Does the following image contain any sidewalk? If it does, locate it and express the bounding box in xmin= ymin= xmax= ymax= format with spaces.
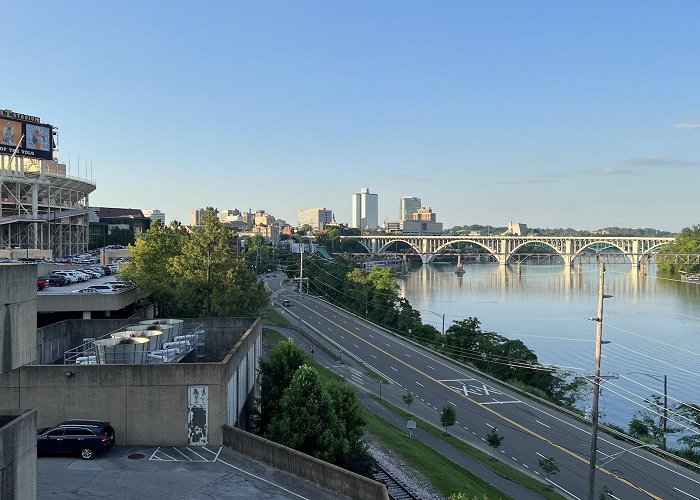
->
xmin=266 ymin=320 xmax=545 ymax=500
xmin=360 ymin=393 xmax=543 ymax=500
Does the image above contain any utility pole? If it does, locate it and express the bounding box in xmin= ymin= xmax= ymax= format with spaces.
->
xmin=299 ymin=239 xmax=304 ymax=329
xmin=588 ymin=263 xmax=610 ymax=500
xmin=441 ymin=313 xmax=445 ymax=348
xmin=663 ymin=374 xmax=668 ymax=451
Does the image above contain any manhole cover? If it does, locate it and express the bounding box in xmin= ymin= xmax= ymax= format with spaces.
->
xmin=128 ymin=453 xmax=145 ymax=460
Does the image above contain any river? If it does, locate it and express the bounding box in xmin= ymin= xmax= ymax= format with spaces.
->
xmin=396 ymin=262 xmax=700 ymax=446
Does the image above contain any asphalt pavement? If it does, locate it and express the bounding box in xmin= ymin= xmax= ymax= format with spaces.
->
xmin=263 ymin=273 xmax=700 ymax=500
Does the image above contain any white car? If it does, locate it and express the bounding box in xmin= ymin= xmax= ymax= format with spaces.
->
xmin=72 ymin=271 xmax=92 ymax=282
xmin=89 ymin=267 xmax=106 ymax=276
xmin=52 ymin=271 xmax=79 ymax=284
xmin=73 ymin=285 xmax=116 ymax=294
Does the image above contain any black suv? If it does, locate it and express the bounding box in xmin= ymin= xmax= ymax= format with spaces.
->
xmin=37 ymin=420 xmax=115 ymax=459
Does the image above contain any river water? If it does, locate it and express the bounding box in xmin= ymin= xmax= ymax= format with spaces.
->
xmin=396 ymin=263 xmax=700 ymax=444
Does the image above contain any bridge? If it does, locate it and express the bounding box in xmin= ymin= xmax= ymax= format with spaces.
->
xmin=340 ymin=235 xmax=675 ymax=266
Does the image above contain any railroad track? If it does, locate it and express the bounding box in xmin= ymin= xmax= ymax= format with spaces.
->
xmin=373 ymin=462 xmax=419 ymax=500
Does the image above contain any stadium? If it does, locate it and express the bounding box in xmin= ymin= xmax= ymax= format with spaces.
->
xmin=1 ymin=109 xmax=95 ymax=259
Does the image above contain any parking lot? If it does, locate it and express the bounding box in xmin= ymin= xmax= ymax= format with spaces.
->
xmin=39 ymin=274 xmax=130 ymax=295
xmin=38 ymin=445 xmax=342 ymax=499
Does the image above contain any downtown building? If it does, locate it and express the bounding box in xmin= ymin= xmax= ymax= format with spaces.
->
xmin=297 ymin=207 xmax=333 ymax=230
xmin=351 ymin=187 xmax=378 ymax=230
xmin=143 ymin=209 xmax=166 ymax=225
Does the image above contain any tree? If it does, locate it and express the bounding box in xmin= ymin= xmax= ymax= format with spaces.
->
xmin=600 ymin=485 xmax=614 ymax=500
xmin=657 ymin=225 xmax=699 ymax=274
xmin=538 ymin=456 xmax=559 ymax=481
xmin=120 ymin=220 xmax=185 ymax=316
xmin=676 ymin=402 xmax=700 ymax=452
xmin=403 ymin=392 xmax=414 ymax=413
xmin=486 ymin=428 xmax=503 ymax=458
xmin=441 ymin=405 xmax=456 ymax=434
xmin=265 ymin=365 xmax=348 ymax=463
xmin=325 ymin=378 xmax=372 ymax=475
xmin=628 ymin=394 xmax=680 ymax=445
xmin=254 ymin=339 xmax=308 ymax=435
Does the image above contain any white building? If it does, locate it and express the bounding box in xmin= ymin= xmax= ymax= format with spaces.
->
xmin=143 ymin=209 xmax=166 ymax=225
xmin=351 ymin=187 xmax=378 ymax=230
xmin=297 ymin=208 xmax=333 ymax=230
xmin=218 ymin=209 xmax=243 ymax=224
xmin=400 ymin=196 xmax=421 ymax=221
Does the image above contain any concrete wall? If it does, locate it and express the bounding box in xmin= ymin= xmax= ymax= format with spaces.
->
xmin=0 ymin=265 xmax=37 ymax=374
xmin=0 ymin=409 xmax=37 ymax=500
xmin=223 ymin=425 xmax=388 ymax=500
xmin=2 ymin=318 xmax=261 ymax=446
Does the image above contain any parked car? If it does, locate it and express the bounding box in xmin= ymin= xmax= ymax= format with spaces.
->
xmin=51 ymin=271 xmax=79 ymax=284
xmin=42 ymin=274 xmax=69 ymax=287
xmin=37 ymin=277 xmax=48 ymax=291
xmin=73 ymin=285 xmax=117 ymax=294
xmin=81 ymin=269 xmax=101 ymax=278
xmin=89 ymin=267 xmax=106 ymax=276
xmin=72 ymin=271 xmax=92 ymax=282
xmin=37 ymin=420 xmax=115 ymax=460
xmin=101 ymin=266 xmax=113 ymax=276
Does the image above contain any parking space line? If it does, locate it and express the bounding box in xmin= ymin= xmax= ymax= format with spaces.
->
xmin=187 ymin=447 xmax=207 ymax=461
xmin=172 ymin=447 xmax=193 ymax=461
xmin=201 ymin=447 xmax=219 ymax=456
xmin=217 ymin=457 xmax=311 ymax=499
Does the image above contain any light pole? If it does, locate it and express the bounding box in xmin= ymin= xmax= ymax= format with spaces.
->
xmin=599 ymin=444 xmax=658 ymax=466
xmin=427 ymin=311 xmax=446 ymax=348
xmin=628 ymin=372 xmax=668 ymax=451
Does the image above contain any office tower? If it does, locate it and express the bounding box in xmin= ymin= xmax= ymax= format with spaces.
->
xmin=297 ymin=208 xmax=333 ymax=230
xmin=400 ymin=196 xmax=421 ymax=221
xmin=143 ymin=209 xmax=166 ymax=225
xmin=351 ymin=187 xmax=378 ymax=230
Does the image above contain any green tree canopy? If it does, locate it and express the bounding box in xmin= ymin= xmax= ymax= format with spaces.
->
xmin=121 ymin=208 xmax=268 ymax=317
xmin=254 ymin=339 xmax=308 ymax=435
xmin=265 ymin=365 xmax=349 ymax=463
xmin=658 ymin=225 xmax=700 ymax=274
xmin=441 ymin=405 xmax=456 ymax=433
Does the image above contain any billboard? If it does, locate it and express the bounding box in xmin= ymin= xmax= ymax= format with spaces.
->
xmin=0 ymin=109 xmax=54 ymax=160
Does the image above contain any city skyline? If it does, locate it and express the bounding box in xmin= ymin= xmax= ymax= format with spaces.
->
xmin=5 ymin=2 xmax=700 ymax=232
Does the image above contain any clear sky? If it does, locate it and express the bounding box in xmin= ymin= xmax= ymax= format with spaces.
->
xmin=5 ymin=1 xmax=699 ymax=231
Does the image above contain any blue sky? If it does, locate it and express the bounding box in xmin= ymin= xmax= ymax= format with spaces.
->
xmin=5 ymin=1 xmax=700 ymax=231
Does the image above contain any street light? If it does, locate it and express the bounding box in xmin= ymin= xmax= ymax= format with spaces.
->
xmin=628 ymin=372 xmax=668 ymax=451
xmin=599 ymin=444 xmax=658 ymax=466
xmin=426 ymin=311 xmax=446 ymax=348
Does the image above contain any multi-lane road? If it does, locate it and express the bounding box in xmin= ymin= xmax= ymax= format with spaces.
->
xmin=264 ymin=274 xmax=700 ymax=500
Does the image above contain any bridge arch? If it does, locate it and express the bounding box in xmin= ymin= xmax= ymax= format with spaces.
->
xmin=430 ymin=239 xmax=499 ymax=263
xmin=377 ymin=239 xmax=422 ymax=255
xmin=508 ymin=240 xmax=564 ymax=264
xmin=573 ymin=241 xmax=630 ymax=264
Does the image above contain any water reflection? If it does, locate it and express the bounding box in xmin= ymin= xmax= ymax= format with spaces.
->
xmin=397 ymin=263 xmax=700 ymax=444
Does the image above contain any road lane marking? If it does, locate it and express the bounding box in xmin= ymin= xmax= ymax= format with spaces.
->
xmin=296 ymin=296 xmax=664 ymax=500
xmin=427 ymin=365 xmax=435 ymax=370
xmin=369 ymin=334 xmax=374 ymax=338
xmin=486 ymin=423 xmax=495 ymax=429
xmin=385 ymin=343 xmax=391 ymax=347
xmin=416 ymin=381 xmax=424 ymax=387
xmin=354 ymin=344 xmax=360 ymax=349
xmin=674 ymin=488 xmax=700 ymax=500
xmin=480 ymin=437 xmax=486 ymax=442
xmin=536 ymin=420 xmax=551 ymax=428
xmin=536 ymin=452 xmax=548 ymax=459
xmin=173 ymin=447 xmax=193 ymax=461
xmin=404 ymin=353 xmax=411 ymax=357
xmin=512 ymin=457 xmax=517 ymax=461
xmin=546 ymin=479 xmax=581 ymax=500
xmin=187 ymin=447 xmax=207 ymax=461
xmin=370 ymin=354 xmax=377 ymax=359
xmin=449 ymin=401 xmax=457 ymax=406
xmin=391 ymin=367 xmax=398 ymax=371
xmin=523 ymin=464 xmax=529 ymax=469
xmin=340 ymin=335 xmax=345 ymax=339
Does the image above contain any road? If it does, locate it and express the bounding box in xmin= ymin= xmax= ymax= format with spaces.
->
xmin=264 ymin=274 xmax=700 ymax=500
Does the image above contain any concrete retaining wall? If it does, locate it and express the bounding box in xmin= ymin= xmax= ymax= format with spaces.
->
xmin=223 ymin=425 xmax=388 ymax=500
xmin=0 ymin=409 xmax=37 ymax=500
xmin=0 ymin=265 xmax=37 ymax=374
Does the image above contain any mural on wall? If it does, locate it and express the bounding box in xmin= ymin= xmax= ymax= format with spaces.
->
xmin=187 ymin=385 xmax=208 ymax=445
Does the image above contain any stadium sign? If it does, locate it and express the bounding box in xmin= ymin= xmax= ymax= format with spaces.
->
xmin=0 ymin=108 xmax=53 ymax=160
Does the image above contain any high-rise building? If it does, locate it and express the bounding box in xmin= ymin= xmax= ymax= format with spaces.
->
xmin=351 ymin=187 xmax=378 ymax=230
xmin=297 ymin=208 xmax=333 ymax=230
xmin=410 ymin=207 xmax=437 ymax=222
xmin=400 ymin=196 xmax=421 ymax=221
xmin=143 ymin=209 xmax=166 ymax=225
xmin=190 ymin=208 xmax=206 ymax=226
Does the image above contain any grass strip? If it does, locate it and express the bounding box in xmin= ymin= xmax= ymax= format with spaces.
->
xmin=363 ymin=408 xmax=511 ymax=499
xmin=262 ymin=306 xmax=293 ymax=325
xmin=374 ymin=397 xmax=565 ymax=500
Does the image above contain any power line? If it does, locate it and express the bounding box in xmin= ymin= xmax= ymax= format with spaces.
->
xmin=611 ymin=343 xmax=700 ymax=379
xmin=606 ymin=323 xmax=700 ymax=358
